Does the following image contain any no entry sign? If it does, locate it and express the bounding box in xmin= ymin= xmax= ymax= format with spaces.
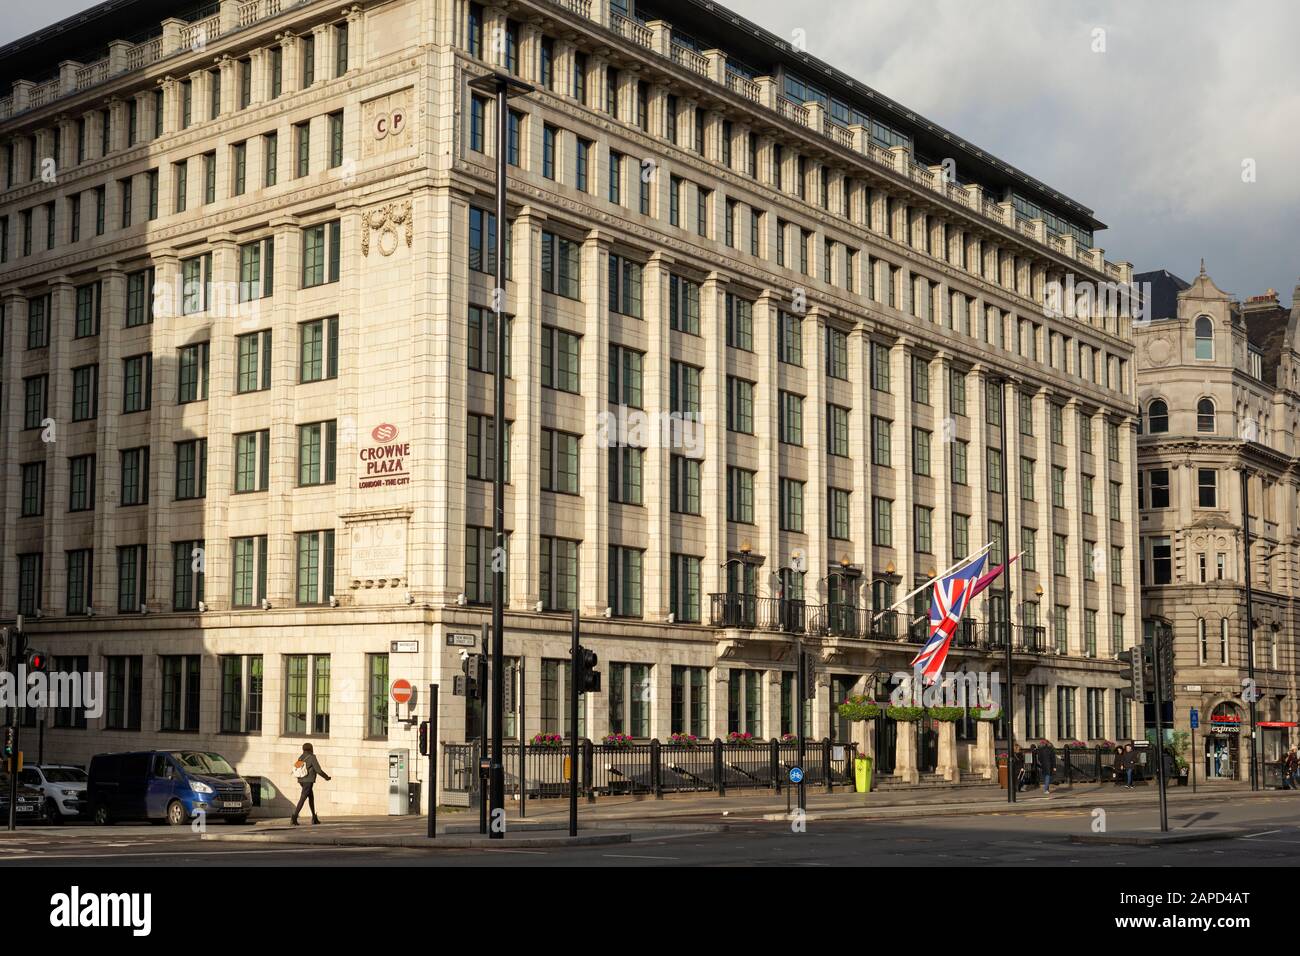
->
xmin=390 ymin=679 xmax=414 ymax=705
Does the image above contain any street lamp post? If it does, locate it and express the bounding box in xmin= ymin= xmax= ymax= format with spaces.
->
xmin=466 ymin=70 xmax=534 ymax=840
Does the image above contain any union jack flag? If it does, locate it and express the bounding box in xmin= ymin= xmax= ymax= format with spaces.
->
xmin=910 ymin=554 xmax=988 ymax=682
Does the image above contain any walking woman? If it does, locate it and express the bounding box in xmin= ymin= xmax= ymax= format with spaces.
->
xmin=291 ymin=742 xmax=332 ymax=825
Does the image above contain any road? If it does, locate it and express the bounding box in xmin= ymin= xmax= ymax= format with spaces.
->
xmin=3 ymin=794 xmax=1298 ymax=866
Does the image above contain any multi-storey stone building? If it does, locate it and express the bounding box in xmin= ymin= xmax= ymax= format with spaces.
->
xmin=0 ymin=0 xmax=1142 ymax=814
xmin=1134 ymin=267 xmax=1300 ymax=782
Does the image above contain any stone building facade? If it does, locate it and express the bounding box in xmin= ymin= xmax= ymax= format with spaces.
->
xmin=0 ymin=0 xmax=1141 ymax=814
xmin=1134 ymin=267 xmax=1300 ymax=782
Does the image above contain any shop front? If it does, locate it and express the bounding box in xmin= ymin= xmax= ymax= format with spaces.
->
xmin=1205 ymin=703 xmax=1242 ymax=780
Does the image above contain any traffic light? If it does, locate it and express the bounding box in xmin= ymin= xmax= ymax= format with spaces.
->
xmin=417 ymin=720 xmax=429 ymax=756
xmin=802 ymin=651 xmax=817 ymax=700
xmin=25 ymin=648 xmax=47 ymax=674
xmin=577 ymin=646 xmax=600 ymax=694
xmin=2 ymin=727 xmax=14 ymax=760
xmin=1117 ymin=647 xmax=1144 ymax=700
xmin=1158 ymin=629 xmax=1175 ymax=700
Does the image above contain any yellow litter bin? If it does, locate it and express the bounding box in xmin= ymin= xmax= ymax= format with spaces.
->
xmin=854 ymin=755 xmax=873 ymax=793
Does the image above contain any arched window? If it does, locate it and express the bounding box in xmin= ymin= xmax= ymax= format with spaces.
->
xmin=1148 ymin=399 xmax=1169 ymax=433
xmin=1198 ymin=618 xmax=1208 ymax=663
xmin=1197 ymin=398 xmax=1216 ymax=433
xmin=1219 ymin=618 xmax=1230 ymax=665
xmin=1195 ymin=316 xmax=1214 ymax=360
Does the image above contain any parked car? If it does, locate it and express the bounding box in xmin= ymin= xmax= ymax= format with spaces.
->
xmin=18 ymin=765 xmax=87 ymax=823
xmin=87 ymin=751 xmax=252 ymax=826
xmin=0 ymin=772 xmax=47 ymax=823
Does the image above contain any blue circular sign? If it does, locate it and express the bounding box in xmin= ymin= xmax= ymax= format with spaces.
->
xmin=789 ymin=767 xmax=804 ymax=784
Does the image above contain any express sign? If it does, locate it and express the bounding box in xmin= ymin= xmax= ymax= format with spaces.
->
xmin=359 ymin=423 xmax=411 ymax=490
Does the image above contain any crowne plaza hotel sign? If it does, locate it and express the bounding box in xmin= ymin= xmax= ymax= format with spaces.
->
xmin=359 ymin=423 xmax=411 ymax=490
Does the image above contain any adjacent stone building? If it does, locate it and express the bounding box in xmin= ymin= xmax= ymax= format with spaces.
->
xmin=1134 ymin=266 xmax=1300 ymax=782
xmin=0 ymin=0 xmax=1142 ymax=814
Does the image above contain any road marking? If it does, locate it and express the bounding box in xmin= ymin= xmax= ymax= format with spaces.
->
xmin=603 ymin=853 xmax=680 ymax=861
xmin=0 ymin=845 xmax=387 ymax=862
xmin=1241 ymin=829 xmax=1282 ymax=838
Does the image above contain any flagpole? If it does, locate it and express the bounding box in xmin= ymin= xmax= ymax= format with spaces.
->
xmin=872 ymin=542 xmax=993 ymax=622
xmin=999 ymin=377 xmax=1015 ymax=805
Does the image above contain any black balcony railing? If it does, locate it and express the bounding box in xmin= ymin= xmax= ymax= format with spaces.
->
xmin=708 ymin=594 xmax=806 ymax=632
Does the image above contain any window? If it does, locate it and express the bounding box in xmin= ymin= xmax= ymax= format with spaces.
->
xmin=1082 ymin=475 xmax=1095 ymax=514
xmin=297 ymin=421 xmax=338 ymax=486
xmin=171 ymin=539 xmax=205 ymax=611
xmin=696 ymin=186 xmax=710 ymax=237
xmin=220 ymin=655 xmax=264 ymax=734
xmin=301 ymin=220 xmax=341 ymax=287
xmin=327 ymin=110 xmax=345 ymax=168
xmin=1020 ymin=458 xmax=1035 ymax=500
xmin=775 ymin=313 xmax=802 ymax=365
xmin=1049 ymin=402 xmax=1064 ymax=444
xmin=871 ymin=417 xmax=892 ymax=467
xmin=174 ymin=440 xmax=208 ymax=500
xmin=728 ymin=374 xmax=759 ymax=434
xmin=264 ymin=131 xmax=279 ymax=186
xmin=234 ymin=430 xmax=271 ymax=493
xmin=669 ymin=176 xmax=682 ymax=227
xmin=293 ymin=121 xmax=311 ymax=178
xmin=541 ymin=326 xmax=581 ymax=393
xmin=914 ymin=505 xmax=933 ymax=553
xmin=1198 ymin=468 xmax=1217 ymax=508
xmin=1019 ymin=392 xmax=1034 ymax=435
xmin=236 ymin=330 xmax=273 ymax=393
xmin=951 ymin=440 xmax=968 ymax=485
xmin=122 ymin=354 xmax=153 ymax=412
xmin=465 ymin=526 xmax=509 ymax=605
xmin=105 ymin=656 xmax=144 ymax=730
xmin=609 ymin=344 xmax=643 ymax=407
xmin=608 ymin=547 xmax=643 ymax=617
xmin=20 ymin=462 xmax=45 ymax=517
xmin=779 ymin=478 xmax=805 ymax=532
xmin=238 ymin=57 xmax=253 ymax=109
xmin=607 ymin=149 xmax=622 ymax=204
xmin=871 ymin=343 xmax=891 ymax=391
xmin=300 ymin=316 xmax=339 ymax=382
xmin=160 ymin=656 xmax=204 ymax=732
xmin=506 ymin=109 xmax=523 ymax=166
xmin=71 ymin=364 xmax=99 ymax=421
xmin=670 ymin=456 xmax=701 ymax=515
xmin=1197 ymin=398 xmax=1216 ymax=433
xmin=670 ymin=362 xmax=701 ymax=419
xmin=1021 ymin=527 xmax=1037 ymax=571
xmin=1052 ymin=466 xmax=1066 ymax=508
xmin=540 ymin=232 xmax=580 ymax=298
xmin=1055 ymin=686 xmax=1076 ymax=739
xmin=1111 ymin=546 xmax=1123 ymax=586
xmin=670 ymin=275 xmax=700 ymax=334
xmin=173 ymin=159 xmax=188 ymax=213
xmin=727 ymin=468 xmax=755 ymax=523
xmin=828 ymin=405 xmax=850 ymax=458
xmin=468 ymin=207 xmax=512 ymax=277
xmin=1147 ymin=399 xmax=1168 ymax=433
xmin=467 ymin=414 xmax=512 ymax=482
xmin=231 ymin=535 xmax=269 ymax=607
xmin=1083 ymin=540 xmax=1097 ymax=581
xmin=608 ymin=254 xmax=642 ymax=317
xmin=826 ymin=327 xmax=849 ymax=379
xmin=608 ymin=444 xmax=642 ymax=505
xmin=540 ymin=429 xmax=580 ymax=494
xmin=540 ymin=125 xmax=557 ymax=179
xmin=116 ymin=544 xmax=147 ymax=613
xmin=985 ymin=380 xmax=1003 ymax=426
xmin=147 ymin=169 xmax=159 ymax=219
xmin=912 ymin=356 xmax=931 ymax=404
xmin=671 ymin=666 xmax=709 ymax=737
xmin=119 ymin=447 xmax=150 ymax=506
xmin=725 ymin=294 xmax=753 ymax=350
xmin=68 ymin=457 xmax=96 ymax=515
xmin=180 ymin=254 xmax=211 ymax=315
xmin=540 ymin=659 xmax=586 ymax=737
xmin=296 ymin=530 xmax=336 ymax=605
xmin=949 ymin=369 xmax=967 ymax=416
xmin=269 ymin=46 xmax=284 ymax=98
xmin=609 ymin=663 xmax=653 ymax=737
xmin=238 ymin=237 xmax=275 ymax=301
xmin=1054 ymin=534 xmax=1068 ymax=576
xmin=26 ymin=294 xmax=50 ymax=349
xmin=1148 ymin=469 xmax=1170 ymax=508
xmin=828 ymin=488 xmax=851 ymax=540
xmin=778 ymin=391 xmax=804 ymax=445
xmin=912 ymin=428 xmax=932 ymax=476
xmin=23 ymin=375 xmax=48 ymax=430
xmin=283 ymin=654 xmax=330 ymax=735
xmin=727 ymin=669 xmax=763 ymax=737
xmin=872 ymin=498 xmax=893 ymax=547
xmin=301 ymin=33 xmax=316 ymax=88
xmin=1109 ymin=481 xmax=1122 ymax=522
xmin=575 ymin=136 xmax=590 ymax=191
xmin=987 ymin=448 xmax=1003 ymax=493
xmin=468 ymin=306 xmax=511 ymax=375
xmin=540 ymin=537 xmax=579 ymax=612
xmin=1194 ymin=316 xmax=1214 ymax=360
xmin=201 ymin=151 xmax=217 ymax=204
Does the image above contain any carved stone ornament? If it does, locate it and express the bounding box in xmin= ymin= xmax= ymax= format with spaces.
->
xmin=361 ymin=200 xmax=414 ymax=257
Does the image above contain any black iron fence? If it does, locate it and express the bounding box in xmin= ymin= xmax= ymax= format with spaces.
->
xmin=708 ymin=594 xmax=807 ymax=632
xmin=443 ymin=738 xmax=858 ymax=800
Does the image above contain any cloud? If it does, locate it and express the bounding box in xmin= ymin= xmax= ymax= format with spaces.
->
xmin=733 ymin=0 xmax=1300 ymax=298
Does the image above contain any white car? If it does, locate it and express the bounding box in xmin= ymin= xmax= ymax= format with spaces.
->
xmin=19 ymin=765 xmax=88 ymax=823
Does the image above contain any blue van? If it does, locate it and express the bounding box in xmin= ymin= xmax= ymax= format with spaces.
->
xmin=87 ymin=751 xmax=252 ymax=826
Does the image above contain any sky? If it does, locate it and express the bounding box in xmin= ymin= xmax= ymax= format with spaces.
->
xmin=4 ymin=0 xmax=1298 ymax=301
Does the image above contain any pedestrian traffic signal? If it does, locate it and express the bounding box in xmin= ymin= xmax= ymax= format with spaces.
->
xmin=577 ymin=647 xmax=600 ymax=693
xmin=418 ymin=720 xmax=429 ymax=756
xmin=1117 ymin=647 xmax=1144 ymax=700
xmin=25 ymin=649 xmax=47 ymax=674
xmin=1158 ymin=630 xmax=1175 ymax=700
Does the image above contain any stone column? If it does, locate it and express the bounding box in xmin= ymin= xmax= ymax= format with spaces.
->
xmin=579 ymin=229 xmax=611 ymax=614
xmin=937 ymin=720 xmax=958 ymax=781
xmin=642 ymin=251 xmax=673 ymax=620
xmin=895 ymin=718 xmax=919 ymax=783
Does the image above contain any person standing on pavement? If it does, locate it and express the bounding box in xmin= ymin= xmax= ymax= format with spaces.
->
xmin=1122 ymin=743 xmax=1136 ymax=789
xmin=1111 ymin=746 xmax=1124 ymax=787
xmin=291 ymin=741 xmax=332 ymax=825
xmin=1035 ymin=741 xmax=1057 ymax=796
xmin=1281 ymin=746 xmax=1297 ymax=790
